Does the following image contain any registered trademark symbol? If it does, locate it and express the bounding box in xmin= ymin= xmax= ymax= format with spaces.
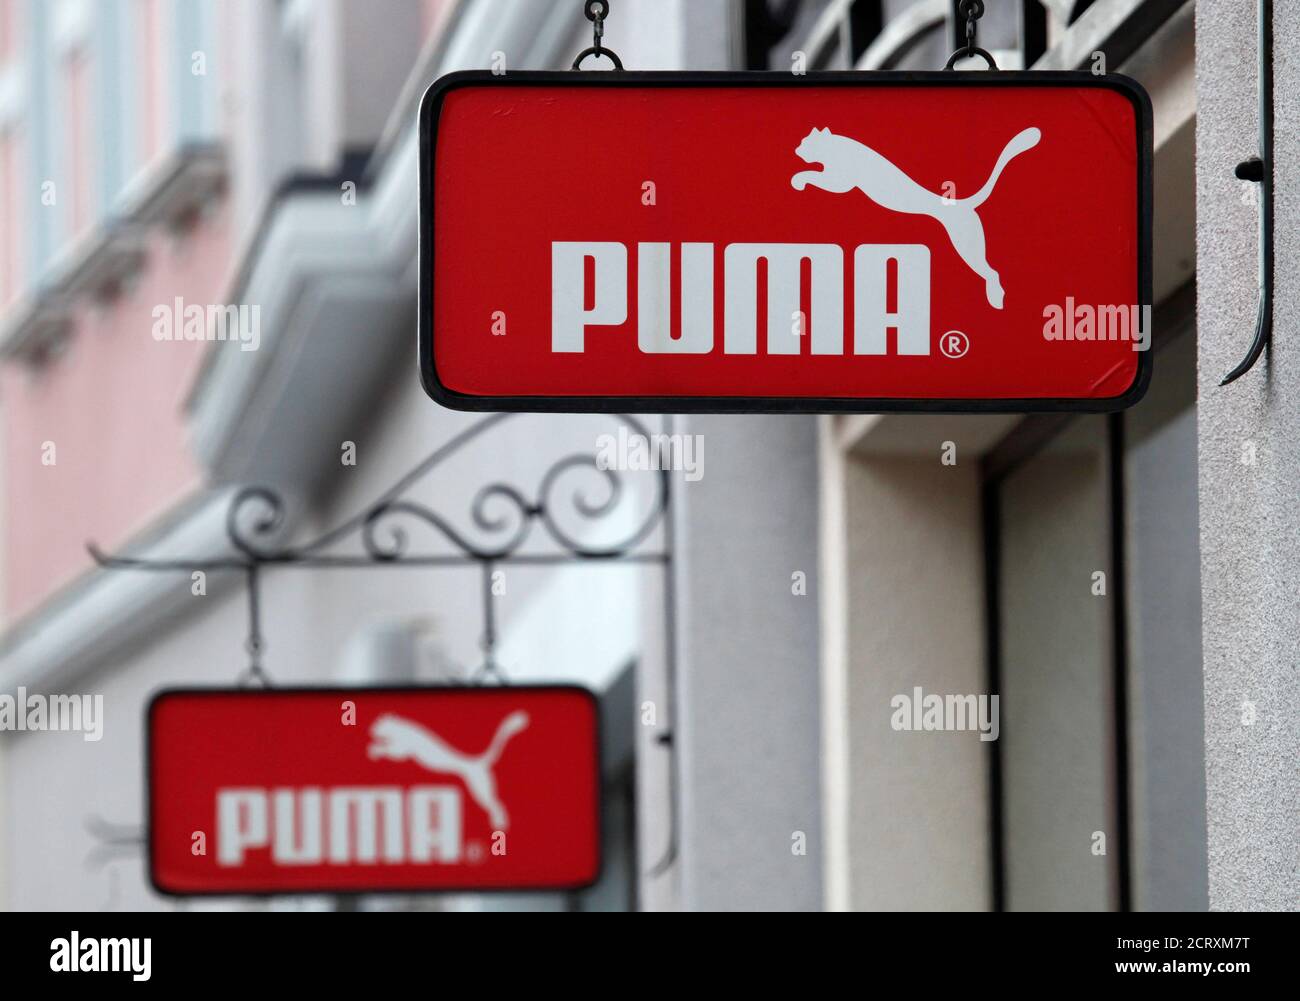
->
xmin=940 ymin=330 xmax=969 ymax=359
xmin=467 ymin=841 xmax=485 ymax=863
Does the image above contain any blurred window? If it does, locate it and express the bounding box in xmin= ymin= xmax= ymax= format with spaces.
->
xmin=64 ymin=48 xmax=91 ymax=235
xmin=769 ymin=0 xmax=1068 ymax=73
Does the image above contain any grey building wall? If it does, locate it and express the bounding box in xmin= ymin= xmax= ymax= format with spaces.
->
xmin=1195 ymin=0 xmax=1300 ymax=911
xmin=675 ymin=415 xmax=824 ymax=911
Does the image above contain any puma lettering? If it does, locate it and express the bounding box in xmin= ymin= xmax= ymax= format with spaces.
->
xmin=552 ymin=240 xmax=930 ymax=355
xmin=216 ymin=785 xmax=464 ymax=866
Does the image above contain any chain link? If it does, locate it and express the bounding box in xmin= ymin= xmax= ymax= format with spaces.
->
xmin=238 ymin=564 xmax=272 ymax=687
xmin=573 ymin=0 xmax=624 ymax=70
xmin=588 ymin=0 xmax=608 ymax=48
xmin=960 ymin=0 xmax=984 ymax=55
xmin=945 ymin=0 xmax=997 ymax=70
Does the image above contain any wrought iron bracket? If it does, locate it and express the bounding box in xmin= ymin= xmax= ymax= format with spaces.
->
xmin=88 ymin=412 xmax=681 ymax=876
xmin=89 ymin=413 xmax=671 ymax=682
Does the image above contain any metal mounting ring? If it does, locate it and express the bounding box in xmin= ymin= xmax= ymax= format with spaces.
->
xmin=584 ymin=0 xmax=609 ymax=21
xmin=572 ymin=45 xmax=624 ymax=71
xmin=944 ymin=45 xmax=998 ymax=71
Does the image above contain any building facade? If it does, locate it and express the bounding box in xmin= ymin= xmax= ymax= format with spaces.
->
xmin=0 ymin=0 xmax=1291 ymax=912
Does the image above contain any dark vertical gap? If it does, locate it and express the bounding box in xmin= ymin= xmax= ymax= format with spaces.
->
xmin=950 ymin=0 xmax=965 ymax=49
xmin=1021 ymin=0 xmax=1048 ymax=66
xmin=743 ymin=0 xmax=803 ymax=70
xmin=743 ymin=0 xmax=773 ymax=69
xmin=1108 ymin=412 xmax=1134 ymax=912
xmin=647 ymin=421 xmax=680 ymax=882
xmin=848 ymin=0 xmax=884 ymax=62
xmin=980 ymin=474 xmax=1006 ymax=912
xmin=1069 ymin=0 xmax=1099 ymax=26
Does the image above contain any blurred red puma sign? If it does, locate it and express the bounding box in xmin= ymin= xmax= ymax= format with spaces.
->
xmin=149 ymin=687 xmax=601 ymax=895
xmin=419 ymin=71 xmax=1152 ymax=414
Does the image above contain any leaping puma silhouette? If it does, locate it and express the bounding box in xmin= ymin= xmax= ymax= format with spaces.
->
xmin=791 ymin=125 xmax=1041 ymax=309
xmin=368 ymin=711 xmax=529 ymax=830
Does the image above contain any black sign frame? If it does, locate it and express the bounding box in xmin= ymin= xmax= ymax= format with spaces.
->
xmin=418 ymin=70 xmax=1153 ymax=415
xmin=146 ymin=684 xmax=604 ymax=898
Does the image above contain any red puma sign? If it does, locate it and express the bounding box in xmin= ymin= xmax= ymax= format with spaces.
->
xmin=419 ymin=71 xmax=1152 ymax=413
xmin=148 ymin=687 xmax=601 ymax=895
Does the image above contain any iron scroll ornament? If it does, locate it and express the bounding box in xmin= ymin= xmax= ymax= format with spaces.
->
xmin=91 ymin=412 xmax=671 ymax=667
xmin=89 ymin=409 xmax=672 ymax=703
xmin=217 ymin=416 xmax=667 ymax=566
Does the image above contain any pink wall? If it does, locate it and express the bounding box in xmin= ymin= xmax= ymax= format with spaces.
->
xmin=0 ymin=130 xmax=21 ymax=308
xmin=2 ymin=204 xmax=233 ymax=621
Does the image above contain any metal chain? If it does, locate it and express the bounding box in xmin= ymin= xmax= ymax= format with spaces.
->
xmin=590 ymin=0 xmax=607 ymax=50
xmin=945 ymin=0 xmax=997 ymax=71
xmin=472 ymin=561 xmax=508 ymax=685
xmin=961 ymin=0 xmax=984 ymax=53
xmin=573 ymin=0 xmax=624 ymax=70
xmin=239 ymin=563 xmax=272 ymax=687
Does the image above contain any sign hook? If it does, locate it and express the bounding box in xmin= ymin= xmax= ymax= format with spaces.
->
xmin=943 ymin=0 xmax=998 ymax=71
xmin=1221 ymin=0 xmax=1273 ymax=386
xmin=238 ymin=563 xmax=272 ymax=687
xmin=572 ymin=0 xmax=624 ymax=71
xmin=472 ymin=560 xmax=508 ymax=684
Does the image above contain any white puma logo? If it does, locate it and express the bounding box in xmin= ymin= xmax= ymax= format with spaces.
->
xmin=368 ymin=711 xmax=529 ymax=830
xmin=791 ymin=125 xmax=1041 ymax=309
